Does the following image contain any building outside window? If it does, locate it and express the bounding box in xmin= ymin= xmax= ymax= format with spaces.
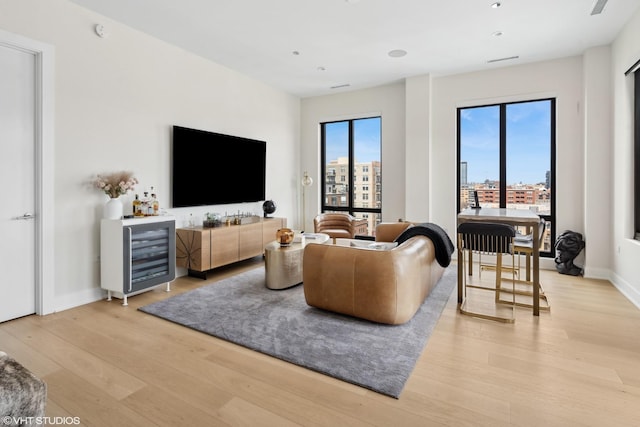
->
xmin=321 ymin=117 xmax=382 ymax=236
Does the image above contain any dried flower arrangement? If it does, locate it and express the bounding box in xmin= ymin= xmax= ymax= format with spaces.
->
xmin=93 ymin=171 xmax=138 ymax=199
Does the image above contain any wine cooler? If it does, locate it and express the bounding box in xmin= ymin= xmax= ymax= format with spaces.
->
xmin=100 ymin=216 xmax=176 ymax=305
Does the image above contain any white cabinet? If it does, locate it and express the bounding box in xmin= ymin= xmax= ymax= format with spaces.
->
xmin=101 ymin=216 xmax=176 ymax=305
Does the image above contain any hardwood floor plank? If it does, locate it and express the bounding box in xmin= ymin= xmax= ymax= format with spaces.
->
xmin=122 ymin=384 xmax=229 ymax=426
xmin=42 ymin=400 xmax=78 ymax=418
xmin=217 ymin=397 xmax=300 ymax=427
xmin=508 ymin=385 xmax=640 ymax=427
xmin=395 ymin=388 xmax=512 ymax=427
xmin=38 ymin=316 xmax=236 ymax=413
xmin=0 ymin=328 xmax=62 ymax=378
xmin=41 ymin=370 xmax=154 ymax=426
xmin=2 ymin=318 xmax=147 ymax=400
xmin=404 ymin=373 xmax=511 ymax=422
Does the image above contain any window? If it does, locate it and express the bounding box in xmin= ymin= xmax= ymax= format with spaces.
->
xmin=635 ymin=70 xmax=640 ymax=239
xmin=321 ymin=117 xmax=382 ymax=236
xmin=457 ymin=99 xmax=556 ymax=256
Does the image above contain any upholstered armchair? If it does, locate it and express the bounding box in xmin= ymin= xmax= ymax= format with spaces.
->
xmin=313 ymin=213 xmax=368 ymax=243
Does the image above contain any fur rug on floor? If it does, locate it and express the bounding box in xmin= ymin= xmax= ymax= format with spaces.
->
xmin=0 ymin=351 xmax=47 ymax=423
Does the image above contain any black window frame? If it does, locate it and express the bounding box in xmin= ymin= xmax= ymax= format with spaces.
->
xmin=634 ymin=70 xmax=640 ymax=240
xmin=320 ymin=117 xmax=382 ymax=219
xmin=456 ymin=98 xmax=557 ymax=257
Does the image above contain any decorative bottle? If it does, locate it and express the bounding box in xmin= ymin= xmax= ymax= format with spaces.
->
xmin=152 ymin=193 xmax=159 ymax=216
xmin=133 ymin=194 xmax=143 ymax=217
xmin=142 ymin=192 xmax=150 ymax=216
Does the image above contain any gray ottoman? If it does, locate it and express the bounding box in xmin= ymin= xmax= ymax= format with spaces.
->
xmin=0 ymin=351 xmax=47 ymax=422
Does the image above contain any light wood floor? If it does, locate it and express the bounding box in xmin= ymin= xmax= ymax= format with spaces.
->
xmin=2 ymin=259 xmax=640 ymax=426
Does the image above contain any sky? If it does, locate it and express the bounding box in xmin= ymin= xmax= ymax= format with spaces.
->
xmin=322 ymin=102 xmax=550 ymax=185
xmin=460 ymin=100 xmax=552 ymax=185
xmin=324 ymin=117 xmax=381 ymax=164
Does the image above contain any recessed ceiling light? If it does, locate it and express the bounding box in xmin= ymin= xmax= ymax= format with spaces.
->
xmin=491 ymin=2 xmax=501 ymax=8
xmin=388 ymin=49 xmax=407 ymax=58
xmin=492 ymin=30 xmax=504 ymax=37
xmin=292 ymin=50 xmax=300 ymax=56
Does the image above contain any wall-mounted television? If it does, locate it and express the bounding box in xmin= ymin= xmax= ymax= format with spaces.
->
xmin=172 ymin=125 xmax=266 ymax=207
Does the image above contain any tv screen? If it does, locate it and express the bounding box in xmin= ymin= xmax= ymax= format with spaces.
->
xmin=172 ymin=125 xmax=266 ymax=207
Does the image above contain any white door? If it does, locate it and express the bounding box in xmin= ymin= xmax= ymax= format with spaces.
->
xmin=0 ymin=43 xmax=36 ymax=322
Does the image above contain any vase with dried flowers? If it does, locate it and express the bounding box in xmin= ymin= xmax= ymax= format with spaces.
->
xmin=93 ymin=171 xmax=138 ymax=219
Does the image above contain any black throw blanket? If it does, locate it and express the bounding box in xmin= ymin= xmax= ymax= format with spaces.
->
xmin=393 ymin=223 xmax=455 ymax=267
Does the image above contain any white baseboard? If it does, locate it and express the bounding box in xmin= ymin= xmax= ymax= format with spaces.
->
xmin=51 ymin=287 xmax=105 ymax=314
xmin=583 ymin=266 xmax=610 ymax=280
xmin=539 ymin=258 xmax=555 ymax=271
xmin=610 ymin=272 xmax=640 ymax=310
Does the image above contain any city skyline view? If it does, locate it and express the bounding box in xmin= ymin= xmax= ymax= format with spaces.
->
xmin=460 ymin=100 xmax=552 ymax=185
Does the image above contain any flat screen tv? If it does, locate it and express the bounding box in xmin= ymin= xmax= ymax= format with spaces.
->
xmin=172 ymin=125 xmax=266 ymax=207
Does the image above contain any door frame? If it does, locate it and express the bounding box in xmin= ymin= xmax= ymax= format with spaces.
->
xmin=0 ymin=29 xmax=54 ymax=316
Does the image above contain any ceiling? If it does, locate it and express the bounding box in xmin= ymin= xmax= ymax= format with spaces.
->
xmin=69 ymin=0 xmax=640 ymax=98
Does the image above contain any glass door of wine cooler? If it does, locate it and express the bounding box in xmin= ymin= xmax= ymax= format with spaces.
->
xmin=123 ymin=220 xmax=176 ymax=293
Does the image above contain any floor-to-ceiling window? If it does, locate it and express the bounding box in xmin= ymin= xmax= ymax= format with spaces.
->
xmin=321 ymin=117 xmax=382 ymax=236
xmin=634 ymin=69 xmax=640 ymax=240
xmin=457 ymin=99 xmax=556 ymax=256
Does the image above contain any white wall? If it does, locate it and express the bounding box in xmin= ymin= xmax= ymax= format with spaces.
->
xmin=611 ymin=7 xmax=640 ymax=308
xmin=300 ymin=83 xmax=406 ymax=229
xmin=583 ymin=46 xmax=612 ymax=280
xmin=0 ymin=0 xmax=299 ymax=312
xmin=405 ymin=75 xmax=432 ymax=221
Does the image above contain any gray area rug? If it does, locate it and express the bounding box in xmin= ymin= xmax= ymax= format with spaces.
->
xmin=139 ymin=266 xmax=456 ymax=398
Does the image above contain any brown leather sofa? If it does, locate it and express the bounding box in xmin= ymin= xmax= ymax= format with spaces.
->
xmin=313 ymin=213 xmax=368 ymax=242
xmin=302 ymin=222 xmax=448 ymax=325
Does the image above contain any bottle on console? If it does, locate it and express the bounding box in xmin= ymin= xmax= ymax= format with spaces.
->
xmin=151 ymin=193 xmax=159 ymax=216
xmin=133 ymin=194 xmax=144 ymax=217
xmin=142 ymin=191 xmax=150 ymax=216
